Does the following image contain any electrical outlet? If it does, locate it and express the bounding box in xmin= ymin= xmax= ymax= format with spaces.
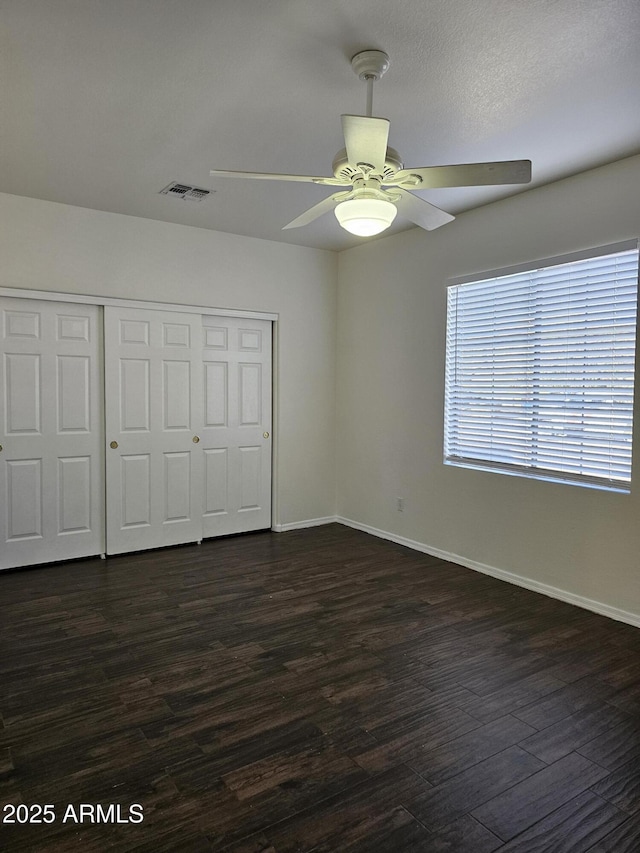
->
xmin=396 ymin=497 xmax=405 ymax=512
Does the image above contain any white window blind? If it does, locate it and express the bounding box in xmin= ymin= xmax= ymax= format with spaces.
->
xmin=444 ymin=245 xmax=639 ymax=491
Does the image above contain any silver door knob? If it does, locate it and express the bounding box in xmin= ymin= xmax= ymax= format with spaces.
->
xmin=263 ymin=432 xmax=270 ymax=439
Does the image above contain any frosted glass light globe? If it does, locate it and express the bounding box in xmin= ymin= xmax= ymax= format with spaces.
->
xmin=335 ymin=198 xmax=397 ymax=236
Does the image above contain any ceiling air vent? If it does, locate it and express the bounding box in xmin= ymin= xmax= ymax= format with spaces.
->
xmin=160 ymin=182 xmax=212 ymax=201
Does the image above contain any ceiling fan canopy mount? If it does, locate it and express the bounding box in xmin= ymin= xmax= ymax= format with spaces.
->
xmin=350 ymin=49 xmax=390 ymax=82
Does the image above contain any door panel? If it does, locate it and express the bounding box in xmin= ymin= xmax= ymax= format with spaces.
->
xmin=57 ymin=355 xmax=91 ymax=431
xmin=239 ymin=445 xmax=261 ymax=510
xmin=164 ymin=452 xmax=192 ymax=521
xmin=120 ymin=454 xmax=151 ymax=528
xmin=58 ymin=456 xmax=92 ymax=533
xmin=6 ymin=459 xmax=42 ymax=540
xmin=0 ymin=297 xmax=103 ymax=569
xmin=163 ymin=360 xmax=191 ymax=428
xmin=4 ymin=309 xmax=40 ymax=338
xmin=202 ymin=316 xmax=272 ymax=537
xmin=57 ymin=314 xmax=90 ymax=341
xmin=105 ymin=306 xmax=203 ymax=554
xmin=204 ymin=362 xmax=227 ymax=426
xmin=5 ymin=353 xmax=41 ymax=433
xmin=203 ymin=448 xmax=228 ymax=517
xmin=120 ymin=359 xmax=150 ymax=431
xmin=239 ymin=363 xmax=262 ymax=425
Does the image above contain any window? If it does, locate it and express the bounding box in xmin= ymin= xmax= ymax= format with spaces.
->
xmin=444 ymin=244 xmax=639 ymax=492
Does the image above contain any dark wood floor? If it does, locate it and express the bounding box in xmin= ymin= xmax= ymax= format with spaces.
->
xmin=2 ymin=524 xmax=640 ymax=851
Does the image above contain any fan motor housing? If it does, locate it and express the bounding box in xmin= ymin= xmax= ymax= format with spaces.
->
xmin=332 ymin=146 xmax=403 ymax=182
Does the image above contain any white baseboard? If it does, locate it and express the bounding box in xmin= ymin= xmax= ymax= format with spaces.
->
xmin=336 ymin=515 xmax=640 ymax=630
xmin=272 ymin=516 xmax=338 ymax=533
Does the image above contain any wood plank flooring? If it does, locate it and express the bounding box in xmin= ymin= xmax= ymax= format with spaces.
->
xmin=2 ymin=523 xmax=640 ymax=851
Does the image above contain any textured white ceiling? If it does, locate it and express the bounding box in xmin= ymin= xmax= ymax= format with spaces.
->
xmin=2 ymin=0 xmax=639 ymax=251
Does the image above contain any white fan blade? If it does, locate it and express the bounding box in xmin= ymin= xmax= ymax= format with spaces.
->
xmin=282 ymin=195 xmax=339 ymax=230
xmin=395 ymin=189 xmax=455 ymax=231
xmin=210 ymin=169 xmax=348 ymax=186
xmin=389 ymin=160 xmax=532 ymax=188
xmin=341 ymin=115 xmax=390 ymax=173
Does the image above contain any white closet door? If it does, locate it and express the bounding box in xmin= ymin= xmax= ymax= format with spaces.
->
xmin=0 ymin=298 xmax=104 ymax=570
xmin=202 ymin=316 xmax=272 ymax=537
xmin=104 ymin=306 xmax=203 ymax=554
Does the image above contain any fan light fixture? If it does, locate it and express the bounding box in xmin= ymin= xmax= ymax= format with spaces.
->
xmin=334 ymin=197 xmax=397 ymax=236
xmin=210 ymin=48 xmax=532 ymax=237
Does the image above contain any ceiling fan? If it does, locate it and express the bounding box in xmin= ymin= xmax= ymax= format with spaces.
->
xmin=210 ymin=50 xmax=532 ymax=237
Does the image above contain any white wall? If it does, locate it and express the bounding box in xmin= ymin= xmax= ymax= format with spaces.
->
xmin=337 ymin=154 xmax=640 ymax=622
xmin=0 ymin=192 xmax=338 ymax=528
